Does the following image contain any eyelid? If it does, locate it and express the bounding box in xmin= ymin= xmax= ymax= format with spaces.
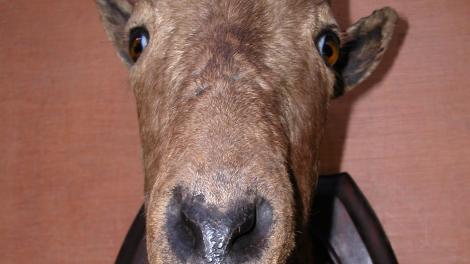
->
xmin=316 ymin=26 xmax=340 ymax=44
xmin=129 ymin=26 xmax=149 ymax=41
xmin=324 ymin=24 xmax=340 ymax=35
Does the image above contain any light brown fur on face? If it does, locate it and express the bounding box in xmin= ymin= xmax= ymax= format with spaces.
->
xmin=96 ymin=0 xmax=397 ymax=263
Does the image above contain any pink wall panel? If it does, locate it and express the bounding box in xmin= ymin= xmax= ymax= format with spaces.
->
xmin=1 ymin=0 xmax=469 ymax=263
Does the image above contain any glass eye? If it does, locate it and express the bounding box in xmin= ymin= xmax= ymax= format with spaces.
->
xmin=316 ymin=31 xmax=340 ymax=66
xmin=129 ymin=27 xmax=149 ymax=62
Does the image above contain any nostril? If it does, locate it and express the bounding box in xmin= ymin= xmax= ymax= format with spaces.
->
xmin=229 ymin=198 xmax=273 ymax=261
xmin=166 ymin=189 xmax=205 ymax=262
xmin=229 ymin=206 xmax=256 ymax=245
xmin=181 ymin=209 xmax=203 ymax=248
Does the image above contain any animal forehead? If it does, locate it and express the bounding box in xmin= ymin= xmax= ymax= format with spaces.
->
xmin=143 ymin=0 xmax=328 ymax=9
xmin=132 ymin=0 xmax=333 ymax=27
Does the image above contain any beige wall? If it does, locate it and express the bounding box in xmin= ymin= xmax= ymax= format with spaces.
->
xmin=1 ymin=1 xmax=469 ymax=263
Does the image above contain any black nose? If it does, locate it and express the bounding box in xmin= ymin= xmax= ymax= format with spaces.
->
xmin=166 ymin=188 xmax=273 ymax=263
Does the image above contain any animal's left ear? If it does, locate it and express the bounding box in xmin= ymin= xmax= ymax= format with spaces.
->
xmin=96 ymin=0 xmax=135 ymax=64
xmin=334 ymin=7 xmax=398 ymax=97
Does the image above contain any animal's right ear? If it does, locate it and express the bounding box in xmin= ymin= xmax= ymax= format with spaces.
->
xmin=96 ymin=0 xmax=135 ymax=65
xmin=333 ymin=7 xmax=398 ymax=98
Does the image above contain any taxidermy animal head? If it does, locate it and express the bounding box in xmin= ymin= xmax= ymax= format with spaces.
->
xmin=96 ymin=0 xmax=397 ymax=263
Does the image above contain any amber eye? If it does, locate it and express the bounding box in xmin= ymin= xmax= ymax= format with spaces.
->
xmin=316 ymin=31 xmax=340 ymax=66
xmin=129 ymin=27 xmax=149 ymax=62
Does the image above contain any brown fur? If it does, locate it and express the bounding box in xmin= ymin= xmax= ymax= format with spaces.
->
xmin=96 ymin=0 xmax=397 ymax=263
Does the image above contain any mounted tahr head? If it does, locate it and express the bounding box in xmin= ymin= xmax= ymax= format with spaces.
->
xmin=96 ymin=0 xmax=397 ymax=263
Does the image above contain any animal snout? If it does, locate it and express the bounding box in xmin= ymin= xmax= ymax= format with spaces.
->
xmin=166 ymin=188 xmax=273 ymax=263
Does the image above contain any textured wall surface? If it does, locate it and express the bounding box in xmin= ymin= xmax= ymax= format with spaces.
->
xmin=1 ymin=1 xmax=469 ymax=263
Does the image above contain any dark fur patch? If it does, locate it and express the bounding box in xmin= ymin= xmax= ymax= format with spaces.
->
xmin=332 ymin=71 xmax=345 ymax=98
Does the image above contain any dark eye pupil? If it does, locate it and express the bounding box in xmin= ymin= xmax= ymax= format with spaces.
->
xmin=322 ymin=43 xmax=334 ymax=58
xmin=133 ymin=38 xmax=143 ymax=53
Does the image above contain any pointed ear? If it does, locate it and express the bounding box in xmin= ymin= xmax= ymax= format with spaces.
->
xmin=334 ymin=7 xmax=398 ymax=97
xmin=96 ymin=0 xmax=135 ymax=64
